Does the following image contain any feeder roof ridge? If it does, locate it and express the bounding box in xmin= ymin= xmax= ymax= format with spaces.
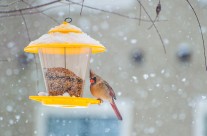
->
xmin=48 ymin=22 xmax=82 ymax=34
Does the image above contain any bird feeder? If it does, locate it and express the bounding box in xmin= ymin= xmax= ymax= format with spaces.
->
xmin=24 ymin=21 xmax=106 ymax=107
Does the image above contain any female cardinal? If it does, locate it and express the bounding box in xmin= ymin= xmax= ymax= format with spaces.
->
xmin=90 ymin=70 xmax=123 ymax=120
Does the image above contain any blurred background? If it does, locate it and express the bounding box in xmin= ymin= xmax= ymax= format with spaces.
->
xmin=0 ymin=0 xmax=207 ymax=136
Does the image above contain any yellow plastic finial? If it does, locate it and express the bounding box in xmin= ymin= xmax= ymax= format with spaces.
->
xmin=48 ymin=21 xmax=82 ymax=34
xmin=63 ymin=21 xmax=68 ymax=24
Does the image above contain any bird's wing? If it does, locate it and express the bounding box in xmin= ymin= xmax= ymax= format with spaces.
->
xmin=104 ymin=80 xmax=116 ymax=100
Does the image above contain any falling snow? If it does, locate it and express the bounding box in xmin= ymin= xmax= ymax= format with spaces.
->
xmin=150 ymin=73 xmax=156 ymax=77
xmin=130 ymin=39 xmax=137 ymax=44
xmin=6 ymin=69 xmax=12 ymax=76
xmin=202 ymin=96 xmax=207 ymax=99
xmin=6 ymin=105 xmax=13 ymax=112
xmin=143 ymin=74 xmax=149 ymax=80
xmin=117 ymin=92 xmax=122 ymax=96
xmin=182 ymin=78 xmax=186 ymax=82
xmin=0 ymin=0 xmax=206 ymax=136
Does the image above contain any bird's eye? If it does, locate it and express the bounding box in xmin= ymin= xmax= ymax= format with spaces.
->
xmin=93 ymin=77 xmax=96 ymax=82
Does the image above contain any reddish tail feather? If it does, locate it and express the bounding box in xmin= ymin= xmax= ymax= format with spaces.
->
xmin=110 ymin=100 xmax=123 ymax=120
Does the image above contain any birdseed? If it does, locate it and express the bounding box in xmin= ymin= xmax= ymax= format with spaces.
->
xmin=45 ymin=67 xmax=83 ymax=97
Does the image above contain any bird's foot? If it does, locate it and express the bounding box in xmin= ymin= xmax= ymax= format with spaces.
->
xmin=97 ymin=98 xmax=103 ymax=104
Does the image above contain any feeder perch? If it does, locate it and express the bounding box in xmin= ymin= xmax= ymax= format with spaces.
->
xmin=24 ymin=21 xmax=106 ymax=108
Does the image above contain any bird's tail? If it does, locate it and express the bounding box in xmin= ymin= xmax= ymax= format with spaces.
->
xmin=110 ymin=100 xmax=123 ymax=120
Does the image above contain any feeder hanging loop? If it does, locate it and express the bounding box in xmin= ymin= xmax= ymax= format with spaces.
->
xmin=64 ymin=17 xmax=72 ymax=23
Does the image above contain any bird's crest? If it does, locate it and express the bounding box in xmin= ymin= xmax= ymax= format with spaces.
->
xmin=90 ymin=69 xmax=95 ymax=78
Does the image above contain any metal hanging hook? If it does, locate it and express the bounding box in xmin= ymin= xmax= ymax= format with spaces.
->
xmin=64 ymin=17 xmax=72 ymax=23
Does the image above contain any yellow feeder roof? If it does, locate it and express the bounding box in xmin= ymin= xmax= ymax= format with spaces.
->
xmin=29 ymin=96 xmax=101 ymax=108
xmin=24 ymin=22 xmax=106 ymax=54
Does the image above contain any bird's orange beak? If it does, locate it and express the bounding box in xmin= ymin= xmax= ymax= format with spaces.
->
xmin=90 ymin=79 xmax=94 ymax=84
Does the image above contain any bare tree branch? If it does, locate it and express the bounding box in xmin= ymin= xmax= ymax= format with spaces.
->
xmin=0 ymin=0 xmax=21 ymax=7
xmin=65 ymin=0 xmax=167 ymax=22
xmin=0 ymin=4 xmax=67 ymax=19
xmin=185 ymin=0 xmax=207 ymax=71
xmin=0 ymin=59 xmax=9 ymax=62
xmin=0 ymin=1 xmax=167 ymax=23
xmin=20 ymin=10 xmax=31 ymax=41
xmin=80 ymin=0 xmax=84 ymax=15
xmin=148 ymin=0 xmax=161 ymax=30
xmin=22 ymin=1 xmax=59 ymax=24
xmin=19 ymin=3 xmax=39 ymax=91
xmin=0 ymin=3 xmax=67 ymax=20
xmin=0 ymin=0 xmax=60 ymax=14
xmin=139 ymin=1 xmax=142 ymax=25
xmin=68 ymin=2 xmax=71 ymax=16
xmin=137 ymin=0 xmax=166 ymax=54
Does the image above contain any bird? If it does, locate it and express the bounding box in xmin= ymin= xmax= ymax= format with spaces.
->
xmin=89 ymin=70 xmax=123 ymax=120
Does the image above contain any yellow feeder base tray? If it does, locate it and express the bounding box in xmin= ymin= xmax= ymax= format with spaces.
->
xmin=29 ymin=96 xmax=101 ymax=108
